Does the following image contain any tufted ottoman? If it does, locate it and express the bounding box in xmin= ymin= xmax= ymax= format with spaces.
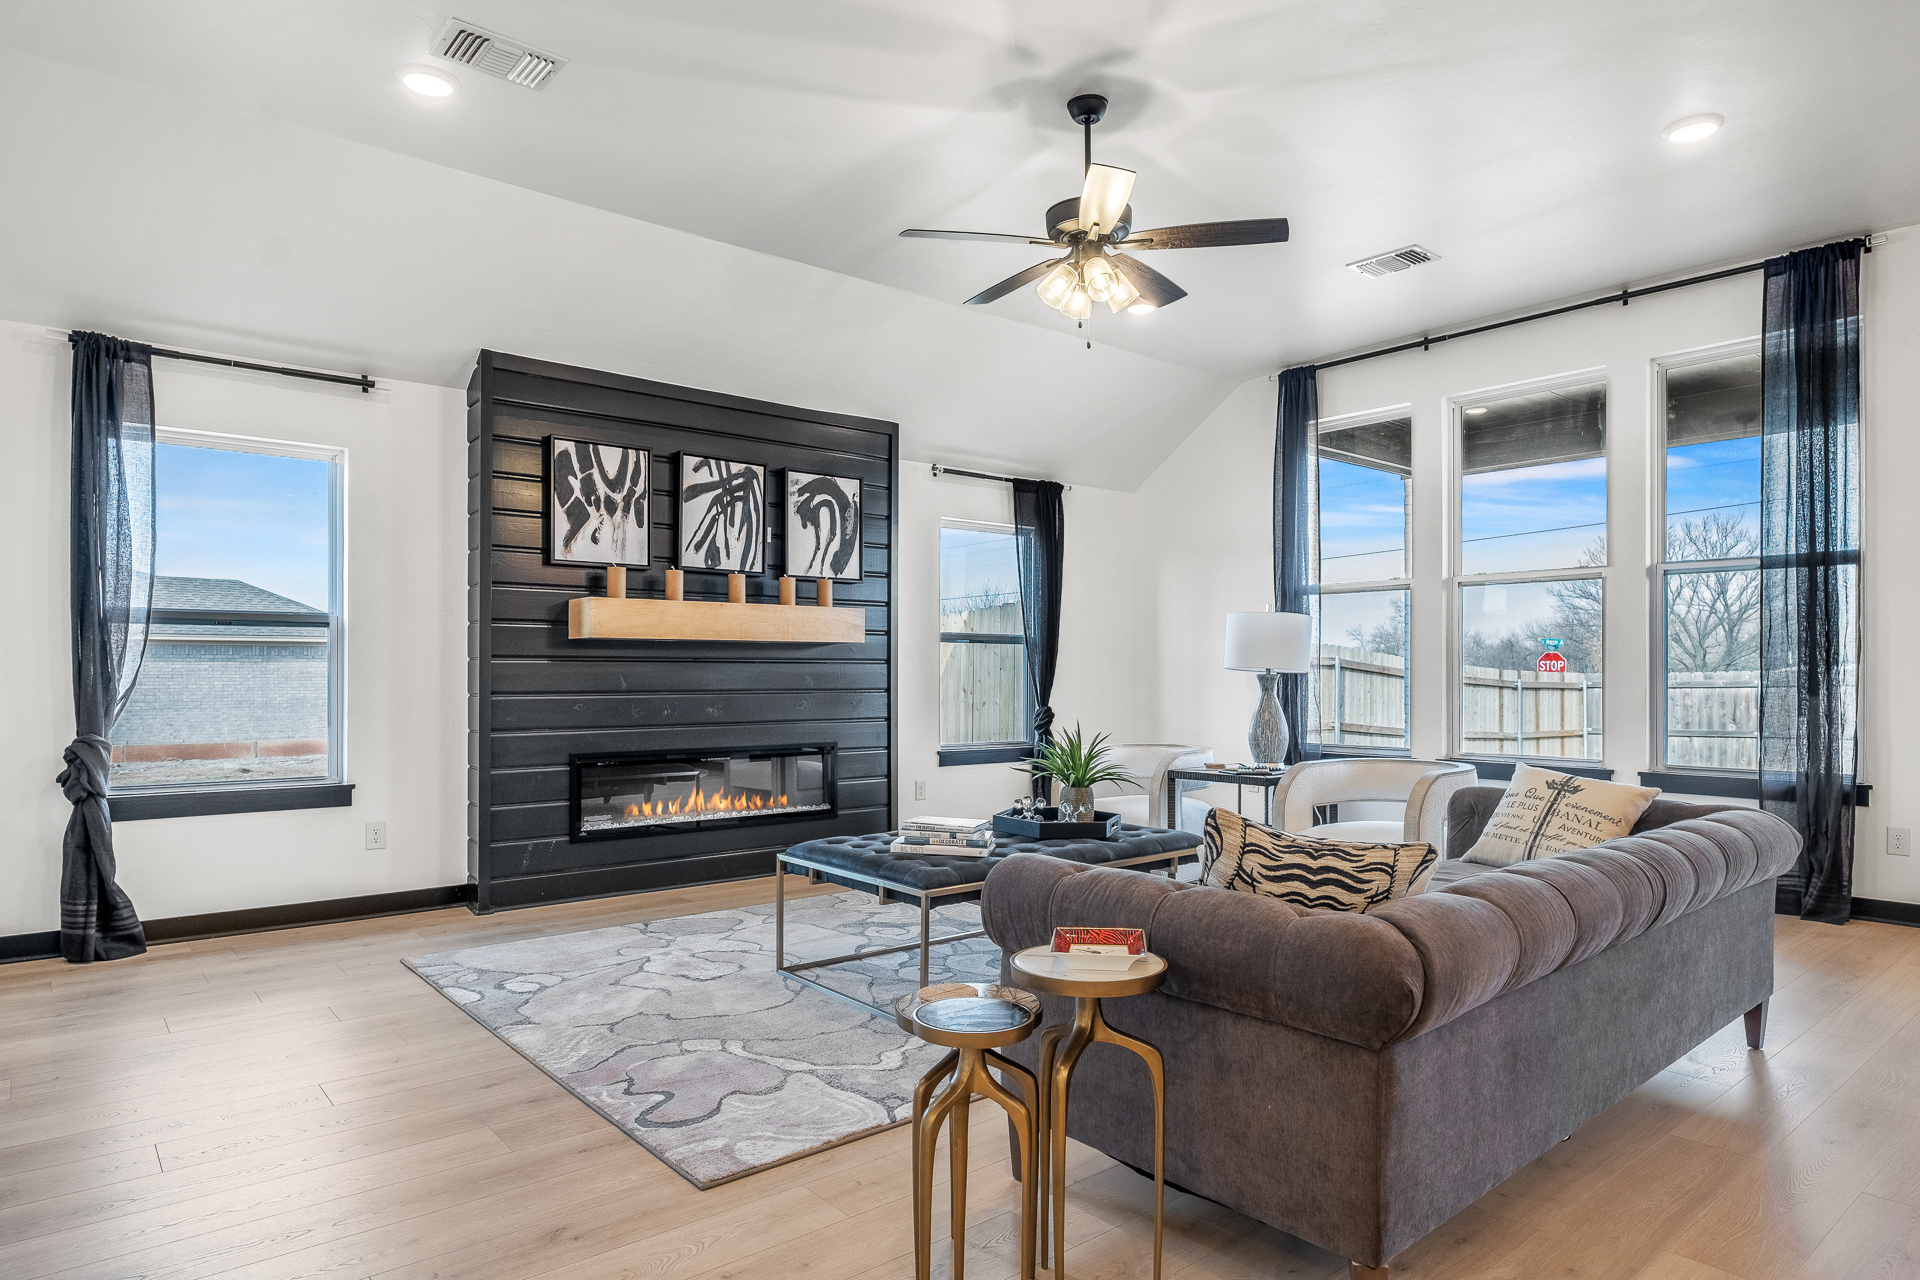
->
xmin=776 ymin=825 xmax=1202 ymax=1014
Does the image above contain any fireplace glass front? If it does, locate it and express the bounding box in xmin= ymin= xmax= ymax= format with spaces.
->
xmin=570 ymin=745 xmax=834 ymax=840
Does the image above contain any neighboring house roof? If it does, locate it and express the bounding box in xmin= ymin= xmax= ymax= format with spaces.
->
xmin=153 ymin=577 xmax=322 ymax=613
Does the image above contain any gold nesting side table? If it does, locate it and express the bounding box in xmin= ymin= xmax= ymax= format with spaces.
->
xmin=895 ymin=982 xmax=1043 ymax=1280
xmin=1010 ymin=946 xmax=1170 ymax=1280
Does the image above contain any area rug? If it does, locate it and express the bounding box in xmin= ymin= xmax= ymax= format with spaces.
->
xmin=403 ymin=891 xmax=1001 ymax=1188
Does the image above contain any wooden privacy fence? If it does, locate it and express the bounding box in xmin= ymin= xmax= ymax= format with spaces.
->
xmin=940 ymin=601 xmax=1026 ymax=746
xmin=1311 ymin=645 xmax=1605 ymax=760
xmin=1665 ymin=671 xmax=1759 ymax=769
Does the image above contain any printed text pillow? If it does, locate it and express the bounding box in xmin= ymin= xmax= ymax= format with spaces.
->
xmin=1460 ymin=764 xmax=1660 ymax=867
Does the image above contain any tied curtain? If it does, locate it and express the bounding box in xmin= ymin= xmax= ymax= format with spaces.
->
xmin=1012 ymin=479 xmax=1065 ymax=797
xmin=60 ymin=332 xmax=155 ymax=963
xmin=1273 ymin=365 xmax=1319 ymax=765
xmin=1760 ymin=240 xmax=1864 ymax=924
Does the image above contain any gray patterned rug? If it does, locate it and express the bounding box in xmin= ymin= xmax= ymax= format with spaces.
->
xmin=404 ymin=891 xmax=1001 ymax=1188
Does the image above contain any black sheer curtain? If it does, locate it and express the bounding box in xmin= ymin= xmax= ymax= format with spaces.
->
xmin=1760 ymin=240 xmax=1863 ymax=924
xmin=1273 ymin=365 xmax=1318 ymax=765
xmin=1013 ymin=479 xmax=1064 ymax=797
xmin=60 ymin=332 xmax=155 ymax=963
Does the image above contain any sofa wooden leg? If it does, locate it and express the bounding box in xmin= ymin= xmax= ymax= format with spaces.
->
xmin=1351 ymin=1264 xmax=1389 ymax=1278
xmin=1745 ymin=998 xmax=1769 ymax=1051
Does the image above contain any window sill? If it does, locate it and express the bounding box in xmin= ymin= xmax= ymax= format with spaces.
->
xmin=110 ymin=782 xmax=355 ymax=821
xmin=938 ymin=745 xmax=1032 ymax=768
xmin=1637 ymin=770 xmax=1871 ymax=807
xmin=1448 ymin=757 xmax=1614 ymax=782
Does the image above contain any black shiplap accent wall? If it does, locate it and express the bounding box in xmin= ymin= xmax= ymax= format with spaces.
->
xmin=468 ymin=352 xmax=897 ymax=911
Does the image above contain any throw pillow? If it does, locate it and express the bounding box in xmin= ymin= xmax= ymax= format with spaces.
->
xmin=1201 ymin=807 xmax=1438 ymax=912
xmin=1460 ymin=764 xmax=1660 ymax=867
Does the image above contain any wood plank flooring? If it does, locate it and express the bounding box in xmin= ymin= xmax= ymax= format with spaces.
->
xmin=1 ymin=877 xmax=1916 ymax=1280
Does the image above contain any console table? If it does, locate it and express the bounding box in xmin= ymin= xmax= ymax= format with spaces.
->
xmin=1164 ymin=765 xmax=1286 ymax=827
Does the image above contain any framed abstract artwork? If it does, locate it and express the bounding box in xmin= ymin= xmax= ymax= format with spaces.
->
xmin=785 ymin=471 xmax=864 ymax=581
xmin=547 ymin=436 xmax=649 ymax=567
xmin=677 ymin=453 xmax=767 ymax=573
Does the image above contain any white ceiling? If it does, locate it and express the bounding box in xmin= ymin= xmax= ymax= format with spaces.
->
xmin=2 ymin=2 xmax=1917 ymax=483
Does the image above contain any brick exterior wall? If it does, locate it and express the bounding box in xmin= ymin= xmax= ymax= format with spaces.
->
xmin=115 ymin=641 xmax=329 ymax=746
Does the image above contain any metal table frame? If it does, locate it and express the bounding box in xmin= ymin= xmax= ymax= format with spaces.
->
xmin=1165 ymin=766 xmax=1285 ymax=828
xmin=774 ymin=844 xmax=1196 ymax=1016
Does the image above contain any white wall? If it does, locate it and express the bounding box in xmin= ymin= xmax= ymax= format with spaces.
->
xmin=1136 ymin=233 xmax=1919 ymax=904
xmin=894 ymin=464 xmax=1147 ymax=821
xmin=0 ymin=321 xmax=467 ymax=936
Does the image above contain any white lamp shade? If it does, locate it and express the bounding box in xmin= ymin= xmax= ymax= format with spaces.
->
xmin=1224 ymin=610 xmax=1312 ymax=672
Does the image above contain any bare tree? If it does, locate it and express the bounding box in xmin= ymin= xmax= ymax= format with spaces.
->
xmin=1343 ymin=593 xmax=1409 ymax=657
xmin=1664 ymin=513 xmax=1760 ymax=672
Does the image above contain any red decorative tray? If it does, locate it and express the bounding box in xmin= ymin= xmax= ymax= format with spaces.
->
xmin=1050 ymin=927 xmax=1145 ymax=955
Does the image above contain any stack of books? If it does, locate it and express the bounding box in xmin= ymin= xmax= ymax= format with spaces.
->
xmin=891 ymin=816 xmax=996 ymax=856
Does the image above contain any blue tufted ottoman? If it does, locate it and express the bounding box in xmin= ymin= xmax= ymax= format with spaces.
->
xmin=775 ymin=825 xmax=1202 ymax=1013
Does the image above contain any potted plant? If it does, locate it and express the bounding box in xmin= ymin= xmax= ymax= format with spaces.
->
xmin=1019 ymin=725 xmax=1134 ymax=823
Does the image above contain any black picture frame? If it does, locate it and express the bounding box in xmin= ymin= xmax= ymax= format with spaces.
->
xmin=546 ymin=436 xmax=650 ymax=568
xmin=677 ymin=452 xmax=767 ymax=573
xmin=784 ymin=470 xmax=865 ymax=582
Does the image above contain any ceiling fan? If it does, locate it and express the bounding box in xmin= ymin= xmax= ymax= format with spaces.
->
xmin=900 ymin=94 xmax=1290 ymax=318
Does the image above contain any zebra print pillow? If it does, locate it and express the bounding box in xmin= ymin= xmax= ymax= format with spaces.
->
xmin=1201 ymin=808 xmax=1438 ymax=912
xmin=1459 ymin=764 xmax=1660 ymax=867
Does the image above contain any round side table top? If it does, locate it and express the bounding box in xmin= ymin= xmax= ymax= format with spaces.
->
xmin=894 ymin=981 xmax=1042 ymax=1047
xmin=1009 ymin=945 xmax=1168 ymax=998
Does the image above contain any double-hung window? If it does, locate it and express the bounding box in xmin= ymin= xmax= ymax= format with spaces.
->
xmin=1454 ymin=376 xmax=1607 ymax=761
xmin=1655 ymin=345 xmax=1762 ymax=772
xmin=110 ymin=429 xmax=345 ymax=796
xmin=937 ymin=520 xmax=1029 ymax=765
xmin=1311 ymin=412 xmax=1412 ymax=752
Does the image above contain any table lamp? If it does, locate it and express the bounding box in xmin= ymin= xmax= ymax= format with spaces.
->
xmin=1224 ymin=610 xmax=1312 ymax=766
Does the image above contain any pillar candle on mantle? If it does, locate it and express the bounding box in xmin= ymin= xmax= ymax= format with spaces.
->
xmin=815 ymin=578 xmax=832 ymax=608
xmin=779 ymin=576 xmax=796 ymax=606
xmin=604 ymin=566 xmax=626 ymax=598
xmin=665 ymin=569 xmax=684 ymax=601
xmin=728 ymin=573 xmax=746 ymax=604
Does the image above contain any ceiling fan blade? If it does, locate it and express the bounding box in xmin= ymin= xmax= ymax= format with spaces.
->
xmin=1124 ymin=218 xmax=1290 ymax=250
xmin=963 ymin=257 xmax=1064 ymax=306
xmin=1110 ymin=253 xmax=1188 ymax=308
xmin=900 ymin=228 xmax=1055 ymax=245
xmin=1078 ymin=164 xmax=1136 ymax=239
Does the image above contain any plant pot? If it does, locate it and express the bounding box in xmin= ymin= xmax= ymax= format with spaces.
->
xmin=1057 ymin=786 xmax=1097 ymax=823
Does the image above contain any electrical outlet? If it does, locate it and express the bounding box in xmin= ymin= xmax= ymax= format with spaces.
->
xmin=365 ymin=821 xmax=388 ymax=851
xmin=1889 ymin=827 xmax=1911 ymax=857
xmin=913 ymin=780 xmax=927 ymax=801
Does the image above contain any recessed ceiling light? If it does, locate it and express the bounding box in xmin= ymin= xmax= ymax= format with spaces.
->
xmin=399 ymin=66 xmax=457 ymax=97
xmin=1663 ymin=113 xmax=1723 ymax=144
xmin=1464 ymin=406 xmax=1489 ymax=415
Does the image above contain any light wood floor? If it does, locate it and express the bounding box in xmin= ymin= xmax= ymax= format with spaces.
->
xmin=2 ymin=877 xmax=1917 ymax=1280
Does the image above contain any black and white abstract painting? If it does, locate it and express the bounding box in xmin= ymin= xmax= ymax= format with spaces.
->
xmin=548 ymin=437 xmax=649 ymax=567
xmin=677 ymin=453 xmax=766 ymax=572
xmin=785 ymin=471 xmax=864 ymax=581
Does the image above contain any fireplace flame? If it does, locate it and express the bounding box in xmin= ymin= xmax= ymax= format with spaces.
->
xmin=627 ymin=789 xmax=791 ymax=820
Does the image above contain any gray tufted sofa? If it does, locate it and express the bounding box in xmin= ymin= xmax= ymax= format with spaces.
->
xmin=980 ymin=789 xmax=1801 ymax=1277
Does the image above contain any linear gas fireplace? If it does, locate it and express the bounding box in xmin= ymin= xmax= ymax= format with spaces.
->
xmin=569 ymin=745 xmax=836 ymax=842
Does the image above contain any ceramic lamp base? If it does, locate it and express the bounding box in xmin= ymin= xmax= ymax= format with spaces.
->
xmin=1248 ymin=670 xmax=1291 ymax=767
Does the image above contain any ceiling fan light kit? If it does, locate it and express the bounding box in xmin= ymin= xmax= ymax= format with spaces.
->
xmin=900 ymin=93 xmax=1290 ymax=318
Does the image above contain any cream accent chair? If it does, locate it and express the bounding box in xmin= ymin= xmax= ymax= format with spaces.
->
xmin=1090 ymin=743 xmax=1215 ymax=834
xmin=1271 ymin=758 xmax=1478 ymax=851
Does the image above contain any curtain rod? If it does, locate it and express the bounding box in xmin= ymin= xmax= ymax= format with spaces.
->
xmin=1290 ymin=232 xmax=1883 ymax=376
xmin=64 ymin=332 xmax=374 ymax=392
xmin=930 ymin=464 xmax=1072 ymax=492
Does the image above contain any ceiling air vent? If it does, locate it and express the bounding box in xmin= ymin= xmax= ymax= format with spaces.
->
xmin=1347 ymin=245 xmax=1438 ymax=278
xmin=431 ymin=17 xmax=567 ymax=90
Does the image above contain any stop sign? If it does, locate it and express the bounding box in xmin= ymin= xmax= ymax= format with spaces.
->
xmin=1537 ymin=651 xmax=1568 ymax=674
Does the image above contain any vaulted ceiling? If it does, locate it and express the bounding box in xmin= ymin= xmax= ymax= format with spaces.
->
xmin=1 ymin=1 xmax=1916 ymax=487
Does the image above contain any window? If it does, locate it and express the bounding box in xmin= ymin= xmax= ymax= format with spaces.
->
xmin=1311 ymin=413 xmax=1412 ymax=751
xmin=1455 ymin=377 xmax=1606 ymax=760
xmin=938 ymin=521 xmax=1028 ymax=764
xmin=1657 ymin=346 xmax=1761 ymax=771
xmin=110 ymin=430 xmax=344 ymax=794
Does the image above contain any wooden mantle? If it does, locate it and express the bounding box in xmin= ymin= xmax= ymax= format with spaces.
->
xmin=568 ymin=596 xmax=866 ymax=643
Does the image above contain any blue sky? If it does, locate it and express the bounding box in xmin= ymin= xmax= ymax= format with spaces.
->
xmin=1317 ymin=458 xmax=1406 ymax=583
xmin=1666 ymin=436 xmax=1761 ymax=554
xmin=1460 ymin=457 xmax=1608 ymax=575
xmin=156 ymin=443 xmax=331 ymax=609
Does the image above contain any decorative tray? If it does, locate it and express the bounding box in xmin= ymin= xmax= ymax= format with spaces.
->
xmin=992 ymin=808 xmax=1123 ymax=841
